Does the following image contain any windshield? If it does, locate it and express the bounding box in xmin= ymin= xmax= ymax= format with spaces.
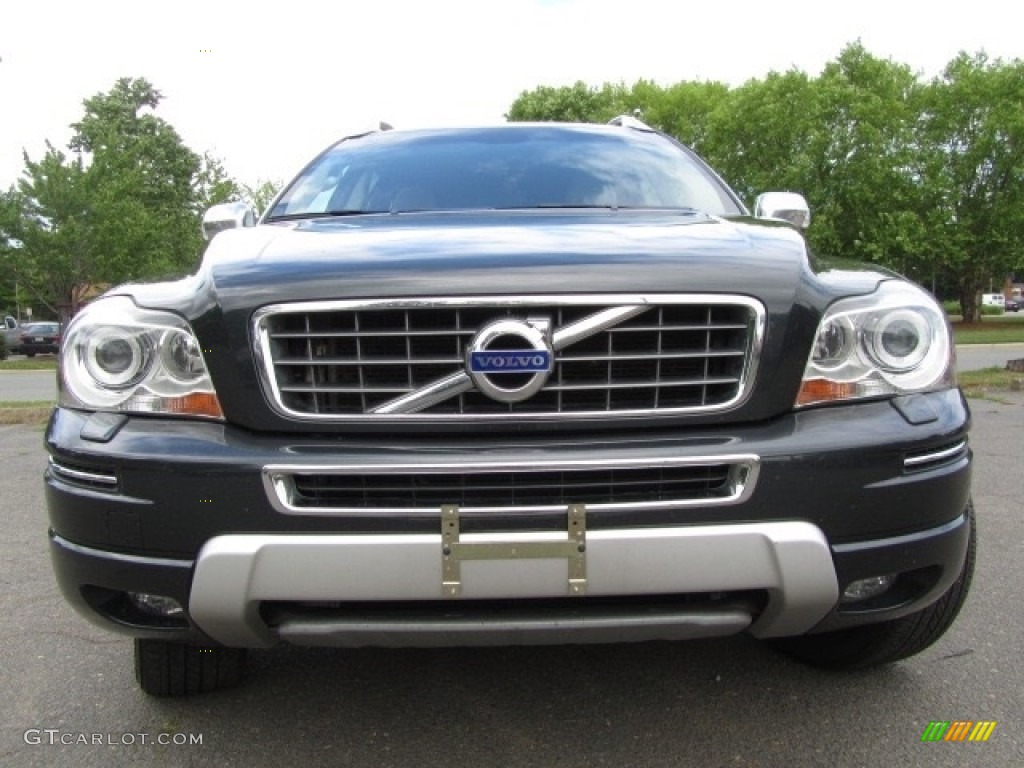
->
xmin=266 ymin=126 xmax=743 ymax=220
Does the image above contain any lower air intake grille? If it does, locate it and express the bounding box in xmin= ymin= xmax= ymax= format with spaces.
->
xmin=263 ymin=457 xmax=759 ymax=515
xmin=295 ymin=465 xmax=729 ymax=510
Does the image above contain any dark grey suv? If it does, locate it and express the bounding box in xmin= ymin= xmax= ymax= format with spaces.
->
xmin=45 ymin=118 xmax=973 ymax=696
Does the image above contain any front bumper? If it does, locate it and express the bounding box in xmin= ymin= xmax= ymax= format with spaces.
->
xmin=45 ymin=389 xmax=972 ymax=648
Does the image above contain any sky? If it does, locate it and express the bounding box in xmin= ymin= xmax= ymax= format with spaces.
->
xmin=1 ymin=0 xmax=1021 ymax=189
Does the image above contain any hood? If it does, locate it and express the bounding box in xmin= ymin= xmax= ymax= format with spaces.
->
xmin=194 ymin=210 xmax=814 ymax=314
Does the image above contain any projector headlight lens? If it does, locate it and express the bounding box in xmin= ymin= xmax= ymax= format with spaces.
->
xmin=60 ymin=297 xmax=223 ymax=419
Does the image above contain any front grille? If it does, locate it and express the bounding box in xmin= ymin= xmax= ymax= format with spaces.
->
xmin=262 ymin=457 xmax=759 ymax=515
xmin=254 ymin=295 xmax=763 ymax=421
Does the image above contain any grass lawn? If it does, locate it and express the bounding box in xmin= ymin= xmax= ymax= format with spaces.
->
xmin=0 ymin=357 xmax=58 ymax=371
xmin=951 ymin=318 xmax=1024 ymax=344
xmin=0 ymin=401 xmax=53 ymax=425
xmin=958 ymin=367 xmax=1024 ymax=400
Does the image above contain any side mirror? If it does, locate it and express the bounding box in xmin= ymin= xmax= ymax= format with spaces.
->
xmin=202 ymin=202 xmax=256 ymax=241
xmin=754 ymin=192 xmax=810 ymax=231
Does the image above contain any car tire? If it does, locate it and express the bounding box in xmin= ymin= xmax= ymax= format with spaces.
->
xmin=769 ymin=502 xmax=975 ymax=670
xmin=134 ymin=639 xmax=247 ymax=697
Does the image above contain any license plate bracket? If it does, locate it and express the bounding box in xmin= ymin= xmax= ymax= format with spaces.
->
xmin=441 ymin=503 xmax=587 ymax=597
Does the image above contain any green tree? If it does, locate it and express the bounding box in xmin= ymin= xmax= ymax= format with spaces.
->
xmin=805 ymin=44 xmax=927 ymax=274
xmin=506 ymin=81 xmax=631 ymax=123
xmin=702 ymin=42 xmax=928 ymax=279
xmin=240 ymin=179 xmax=283 ymax=217
xmin=4 ymin=78 xmax=207 ymax=320
xmin=918 ymin=53 xmax=1024 ymax=321
xmin=508 ymin=45 xmax=983 ymax=294
xmin=633 ymin=80 xmax=730 ymax=155
xmin=0 ymin=188 xmax=27 ymax=317
xmin=701 ymin=69 xmax=819 ymax=205
xmin=195 ymin=152 xmax=241 ymax=215
xmin=193 ymin=157 xmax=281 ymax=219
xmin=5 ymin=145 xmax=96 ymax=320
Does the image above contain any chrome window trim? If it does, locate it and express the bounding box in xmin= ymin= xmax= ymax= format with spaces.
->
xmin=252 ymin=294 xmax=766 ymax=422
xmin=262 ymin=454 xmax=760 ymax=516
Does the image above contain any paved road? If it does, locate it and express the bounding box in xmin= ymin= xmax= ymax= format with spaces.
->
xmin=2 ymin=343 xmax=1023 ymax=404
xmin=0 ymin=368 xmax=57 ymax=402
xmin=1 ymin=395 xmax=1022 ymax=767
xmin=957 ymin=342 xmax=1024 ymax=372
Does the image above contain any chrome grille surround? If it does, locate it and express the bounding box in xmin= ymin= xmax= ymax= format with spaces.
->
xmin=262 ymin=455 xmax=760 ymax=516
xmin=253 ymin=295 xmax=765 ymax=422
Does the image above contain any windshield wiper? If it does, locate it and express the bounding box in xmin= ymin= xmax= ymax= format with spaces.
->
xmin=265 ymin=210 xmax=383 ymax=222
xmin=492 ymin=205 xmax=700 ymax=213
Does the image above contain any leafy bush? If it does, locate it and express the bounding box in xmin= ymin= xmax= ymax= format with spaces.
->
xmin=941 ymin=300 xmax=961 ymax=315
xmin=980 ymin=304 xmax=1005 ymax=316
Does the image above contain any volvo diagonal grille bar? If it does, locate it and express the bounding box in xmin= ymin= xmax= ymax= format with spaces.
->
xmin=371 ymin=304 xmax=651 ymax=415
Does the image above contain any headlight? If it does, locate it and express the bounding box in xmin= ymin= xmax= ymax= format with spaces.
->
xmin=797 ymin=281 xmax=954 ymax=407
xmin=60 ymin=297 xmax=223 ymax=419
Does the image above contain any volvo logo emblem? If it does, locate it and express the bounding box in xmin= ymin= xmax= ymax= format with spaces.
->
xmin=466 ymin=318 xmax=553 ymax=403
xmin=470 ymin=352 xmax=551 ymax=373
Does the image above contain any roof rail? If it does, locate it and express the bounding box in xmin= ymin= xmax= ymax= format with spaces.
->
xmin=607 ymin=113 xmax=654 ymax=132
xmin=337 ymin=121 xmax=395 ymax=144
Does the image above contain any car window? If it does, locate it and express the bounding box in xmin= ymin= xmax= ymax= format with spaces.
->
xmin=268 ymin=127 xmax=742 ymax=220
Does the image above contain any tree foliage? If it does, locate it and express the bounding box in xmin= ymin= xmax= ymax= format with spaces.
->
xmin=507 ymin=44 xmax=1024 ymax=319
xmin=918 ymin=53 xmax=1024 ymax=320
xmin=69 ymin=78 xmax=203 ymax=279
xmin=802 ymin=44 xmax=925 ymax=273
xmin=3 ymin=78 xmax=212 ymax=320
xmin=195 ymin=152 xmax=242 ymax=215
xmin=505 ymin=81 xmax=629 ymax=123
xmin=3 ymin=52 xmax=1022 ymax=324
xmin=239 ymin=179 xmax=283 ymax=217
xmin=4 ymin=144 xmax=96 ymax=318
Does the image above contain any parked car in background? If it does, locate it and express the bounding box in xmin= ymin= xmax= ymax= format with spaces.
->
xmin=981 ymin=293 xmax=1005 ymax=309
xmin=2 ymin=316 xmax=24 ymax=356
xmin=16 ymin=322 xmax=61 ymax=357
xmin=1004 ymin=297 xmax=1021 ymax=312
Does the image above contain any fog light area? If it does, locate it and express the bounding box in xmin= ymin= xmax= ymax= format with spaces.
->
xmin=129 ymin=592 xmax=185 ymax=617
xmin=842 ymin=575 xmax=896 ymax=603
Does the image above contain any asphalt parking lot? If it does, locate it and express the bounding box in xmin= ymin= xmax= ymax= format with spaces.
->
xmin=0 ymin=391 xmax=1021 ymax=767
